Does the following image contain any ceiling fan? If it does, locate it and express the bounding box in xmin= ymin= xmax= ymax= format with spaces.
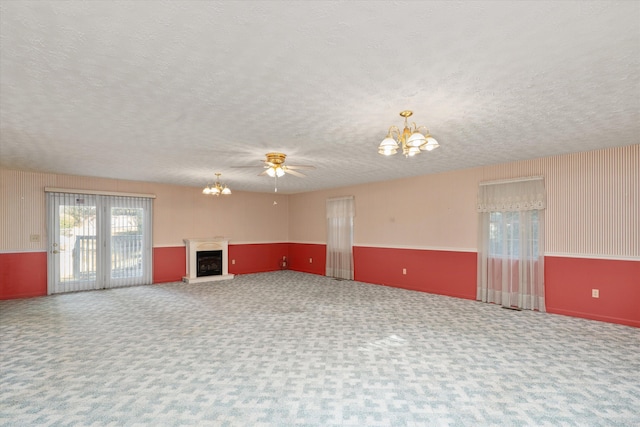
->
xmin=233 ymin=152 xmax=316 ymax=178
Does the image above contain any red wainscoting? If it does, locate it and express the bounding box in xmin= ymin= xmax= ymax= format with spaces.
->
xmin=2 ymin=247 xmax=638 ymax=328
xmin=153 ymin=246 xmax=186 ymax=283
xmin=545 ymin=256 xmax=640 ymax=327
xmin=228 ymin=243 xmax=289 ymax=275
xmin=153 ymin=243 xmax=291 ymax=281
xmin=353 ymin=246 xmax=477 ymax=300
xmin=288 ymin=243 xmax=326 ymax=275
xmin=0 ymin=252 xmax=47 ymax=299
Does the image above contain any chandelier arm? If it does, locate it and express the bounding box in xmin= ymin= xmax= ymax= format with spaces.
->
xmin=388 ymin=126 xmax=401 ymax=139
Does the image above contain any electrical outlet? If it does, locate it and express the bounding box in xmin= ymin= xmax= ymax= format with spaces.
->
xmin=402 ymin=268 xmax=407 ymax=275
xmin=30 ymin=234 xmax=40 ymax=242
xmin=309 ymin=258 xmax=313 ymax=263
xmin=592 ymin=289 xmax=599 ymax=298
xmin=232 ymin=259 xmax=235 ymax=265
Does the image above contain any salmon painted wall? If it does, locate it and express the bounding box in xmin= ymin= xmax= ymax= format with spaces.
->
xmin=288 ymin=145 xmax=640 ymax=326
xmin=152 ymin=183 xmax=289 ymax=247
xmin=0 ymin=169 xmax=290 ymax=298
xmin=0 ymin=169 xmax=290 ymax=250
xmin=2 ymin=146 xmax=639 ymax=327
xmin=287 ymin=168 xmax=479 ymax=249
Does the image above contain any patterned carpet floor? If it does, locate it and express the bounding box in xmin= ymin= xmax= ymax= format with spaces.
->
xmin=1 ymin=270 xmax=639 ymax=426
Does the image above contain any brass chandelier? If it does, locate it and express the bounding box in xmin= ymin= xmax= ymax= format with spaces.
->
xmin=378 ymin=110 xmax=440 ymax=157
xmin=202 ymin=173 xmax=231 ymax=196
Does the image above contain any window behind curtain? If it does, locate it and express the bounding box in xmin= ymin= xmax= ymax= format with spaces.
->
xmin=326 ymin=196 xmax=354 ymax=280
xmin=489 ymin=210 xmax=539 ymax=259
xmin=477 ymin=178 xmax=546 ymax=311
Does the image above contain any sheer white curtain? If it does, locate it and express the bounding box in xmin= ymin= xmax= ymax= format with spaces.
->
xmin=107 ymin=195 xmax=153 ymax=289
xmin=477 ymin=178 xmax=546 ymax=311
xmin=46 ymin=190 xmax=153 ymax=294
xmin=326 ymin=196 xmax=354 ymax=280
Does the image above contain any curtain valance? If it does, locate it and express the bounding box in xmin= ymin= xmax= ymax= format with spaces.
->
xmin=477 ymin=177 xmax=545 ymax=212
xmin=326 ymin=196 xmax=355 ymax=218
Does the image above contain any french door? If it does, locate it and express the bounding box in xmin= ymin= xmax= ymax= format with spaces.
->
xmin=46 ymin=192 xmax=153 ymax=294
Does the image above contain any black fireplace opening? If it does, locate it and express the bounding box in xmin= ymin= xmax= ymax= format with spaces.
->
xmin=196 ymin=250 xmax=222 ymax=277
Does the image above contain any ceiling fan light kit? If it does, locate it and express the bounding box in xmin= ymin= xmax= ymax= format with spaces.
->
xmin=266 ymin=167 xmax=285 ymax=177
xmin=203 ymin=173 xmax=231 ymax=196
xmin=264 ymin=152 xmax=288 ymax=178
xmin=378 ymin=110 xmax=440 ymax=157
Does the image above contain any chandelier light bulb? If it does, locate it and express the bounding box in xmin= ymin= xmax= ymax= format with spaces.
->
xmin=423 ymin=136 xmax=440 ymax=151
xmin=407 ymin=132 xmax=426 ymax=148
xmin=407 ymin=146 xmax=421 ymax=156
xmin=378 ymin=137 xmax=399 ymax=156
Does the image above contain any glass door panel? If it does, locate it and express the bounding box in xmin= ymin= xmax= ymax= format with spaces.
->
xmin=108 ymin=205 xmax=146 ymax=288
xmin=48 ymin=194 xmax=101 ymax=294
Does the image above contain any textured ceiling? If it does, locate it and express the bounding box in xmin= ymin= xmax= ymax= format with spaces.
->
xmin=1 ymin=1 xmax=639 ymax=194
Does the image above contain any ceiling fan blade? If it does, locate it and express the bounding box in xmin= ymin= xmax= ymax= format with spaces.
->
xmin=284 ymin=169 xmax=306 ymax=178
xmin=229 ymin=163 xmax=262 ymax=169
xmin=258 ymin=170 xmax=270 ymax=176
xmin=232 ymin=163 xmax=272 ymax=169
xmin=286 ymin=165 xmax=316 ymax=170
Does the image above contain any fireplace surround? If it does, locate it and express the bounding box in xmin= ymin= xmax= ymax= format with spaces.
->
xmin=183 ymin=238 xmax=234 ymax=284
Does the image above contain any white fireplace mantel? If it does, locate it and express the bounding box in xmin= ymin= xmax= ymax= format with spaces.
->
xmin=183 ymin=238 xmax=234 ymax=284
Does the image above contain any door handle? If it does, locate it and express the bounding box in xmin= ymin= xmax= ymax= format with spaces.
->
xmin=52 ymin=250 xmax=59 ymax=254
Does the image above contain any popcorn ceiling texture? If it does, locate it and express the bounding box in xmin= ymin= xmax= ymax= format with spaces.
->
xmin=0 ymin=1 xmax=638 ymax=193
